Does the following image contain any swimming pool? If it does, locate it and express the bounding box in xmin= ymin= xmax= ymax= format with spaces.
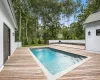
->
xmin=30 ymin=47 xmax=88 ymax=79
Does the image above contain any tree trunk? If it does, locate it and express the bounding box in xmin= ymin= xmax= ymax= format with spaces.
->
xmin=36 ymin=18 xmax=38 ymax=35
xmin=19 ymin=3 xmax=22 ymax=41
xmin=26 ymin=18 xmax=28 ymax=43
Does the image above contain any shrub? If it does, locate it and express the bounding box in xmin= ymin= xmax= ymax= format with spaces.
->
xmin=38 ymin=39 xmax=41 ymax=44
xmin=34 ymin=38 xmax=38 ymax=44
xmin=31 ymin=40 xmax=34 ymax=44
xmin=24 ymin=40 xmax=28 ymax=45
xmin=40 ymin=39 xmax=44 ymax=44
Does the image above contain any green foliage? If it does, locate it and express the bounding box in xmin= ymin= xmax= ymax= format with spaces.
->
xmin=12 ymin=0 xmax=100 ymax=44
xmin=40 ymin=39 xmax=44 ymax=44
xmin=38 ymin=39 xmax=41 ymax=44
xmin=24 ymin=39 xmax=28 ymax=45
xmin=12 ymin=0 xmax=79 ymax=44
xmin=61 ymin=25 xmax=84 ymax=40
xmin=38 ymin=38 xmax=44 ymax=44
xmin=23 ymin=44 xmax=48 ymax=47
xmin=34 ymin=38 xmax=39 ymax=44
xmin=31 ymin=40 xmax=34 ymax=44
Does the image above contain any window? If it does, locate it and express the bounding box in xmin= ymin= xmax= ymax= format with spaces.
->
xmin=96 ymin=29 xmax=100 ymax=36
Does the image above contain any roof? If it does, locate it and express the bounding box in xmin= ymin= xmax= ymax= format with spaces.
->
xmin=84 ymin=11 xmax=100 ymax=24
xmin=7 ymin=0 xmax=18 ymax=29
xmin=2 ymin=0 xmax=18 ymax=29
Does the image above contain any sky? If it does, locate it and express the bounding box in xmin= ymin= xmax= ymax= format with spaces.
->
xmin=59 ymin=15 xmax=75 ymax=26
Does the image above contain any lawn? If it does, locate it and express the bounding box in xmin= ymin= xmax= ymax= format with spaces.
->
xmin=23 ymin=44 xmax=48 ymax=47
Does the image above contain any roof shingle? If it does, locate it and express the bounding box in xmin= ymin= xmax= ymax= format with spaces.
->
xmin=84 ymin=11 xmax=100 ymax=24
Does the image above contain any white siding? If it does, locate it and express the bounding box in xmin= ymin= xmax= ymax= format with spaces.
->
xmin=85 ymin=21 xmax=100 ymax=52
xmin=0 ymin=1 xmax=16 ymax=69
xmin=0 ymin=14 xmax=4 ymax=69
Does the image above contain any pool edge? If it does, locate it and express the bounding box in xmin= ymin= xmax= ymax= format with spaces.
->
xmin=28 ymin=48 xmax=55 ymax=80
xmin=28 ymin=47 xmax=92 ymax=80
xmin=54 ymin=56 xmax=92 ymax=79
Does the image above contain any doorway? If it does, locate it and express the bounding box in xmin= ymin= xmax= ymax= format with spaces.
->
xmin=3 ymin=23 xmax=10 ymax=64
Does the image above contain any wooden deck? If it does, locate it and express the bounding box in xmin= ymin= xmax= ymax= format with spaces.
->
xmin=0 ymin=47 xmax=47 ymax=80
xmin=51 ymin=44 xmax=85 ymax=50
xmin=49 ymin=45 xmax=100 ymax=80
xmin=0 ymin=45 xmax=100 ymax=80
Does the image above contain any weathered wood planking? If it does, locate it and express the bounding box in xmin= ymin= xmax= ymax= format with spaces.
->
xmin=49 ymin=45 xmax=100 ymax=80
xmin=0 ymin=47 xmax=47 ymax=80
xmin=0 ymin=45 xmax=100 ymax=80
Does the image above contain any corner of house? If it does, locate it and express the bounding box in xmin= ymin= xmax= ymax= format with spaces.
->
xmin=0 ymin=65 xmax=4 ymax=72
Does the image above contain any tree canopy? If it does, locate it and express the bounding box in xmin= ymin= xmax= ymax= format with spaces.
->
xmin=12 ymin=0 xmax=100 ymax=45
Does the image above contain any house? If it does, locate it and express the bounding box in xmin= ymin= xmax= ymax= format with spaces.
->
xmin=84 ymin=11 xmax=100 ymax=52
xmin=0 ymin=0 xmax=17 ymax=71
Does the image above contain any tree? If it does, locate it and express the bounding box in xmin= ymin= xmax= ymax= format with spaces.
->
xmin=12 ymin=0 xmax=84 ymax=45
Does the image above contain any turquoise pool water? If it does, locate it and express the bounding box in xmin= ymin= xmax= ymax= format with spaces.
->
xmin=30 ymin=48 xmax=86 ymax=75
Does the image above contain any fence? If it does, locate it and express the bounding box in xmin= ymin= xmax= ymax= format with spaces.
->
xmin=49 ymin=40 xmax=85 ymax=45
xmin=15 ymin=42 xmax=22 ymax=48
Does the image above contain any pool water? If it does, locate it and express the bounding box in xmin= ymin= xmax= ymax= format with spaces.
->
xmin=30 ymin=48 xmax=86 ymax=75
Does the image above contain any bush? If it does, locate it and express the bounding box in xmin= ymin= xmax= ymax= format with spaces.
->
xmin=38 ymin=39 xmax=41 ymax=44
xmin=34 ymin=38 xmax=38 ymax=44
xmin=40 ymin=39 xmax=44 ymax=44
xmin=24 ymin=40 xmax=28 ymax=45
xmin=31 ymin=40 xmax=34 ymax=44
xmin=31 ymin=38 xmax=45 ymax=44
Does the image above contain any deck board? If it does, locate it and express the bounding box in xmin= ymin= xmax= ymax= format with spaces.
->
xmin=0 ymin=45 xmax=100 ymax=80
xmin=0 ymin=47 xmax=47 ymax=80
xmin=49 ymin=45 xmax=100 ymax=80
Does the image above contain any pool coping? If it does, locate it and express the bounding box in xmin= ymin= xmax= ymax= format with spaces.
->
xmin=28 ymin=47 xmax=92 ymax=80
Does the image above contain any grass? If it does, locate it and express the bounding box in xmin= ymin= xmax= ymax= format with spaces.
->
xmin=23 ymin=44 xmax=48 ymax=47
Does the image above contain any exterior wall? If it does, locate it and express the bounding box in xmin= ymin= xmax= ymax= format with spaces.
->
xmin=49 ymin=40 xmax=85 ymax=45
xmin=85 ymin=21 xmax=100 ymax=52
xmin=0 ymin=9 xmax=4 ymax=70
xmin=0 ymin=1 xmax=15 ymax=69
